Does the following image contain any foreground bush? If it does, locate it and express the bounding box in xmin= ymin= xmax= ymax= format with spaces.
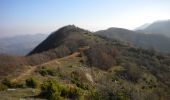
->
xmin=71 ymin=71 xmax=89 ymax=90
xmin=39 ymin=67 xmax=62 ymax=76
xmin=26 ymin=77 xmax=39 ymax=88
xmin=40 ymin=79 xmax=83 ymax=100
xmin=2 ymin=78 xmax=16 ymax=88
xmin=1 ymin=78 xmax=25 ymax=89
xmin=0 ymin=83 xmax=8 ymax=91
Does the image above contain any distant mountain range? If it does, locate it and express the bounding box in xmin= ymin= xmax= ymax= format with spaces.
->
xmin=0 ymin=34 xmax=48 ymax=55
xmin=136 ymin=19 xmax=170 ymax=37
xmin=0 ymin=20 xmax=170 ymax=56
xmin=135 ymin=23 xmax=150 ymax=30
xmin=96 ymin=27 xmax=170 ymax=53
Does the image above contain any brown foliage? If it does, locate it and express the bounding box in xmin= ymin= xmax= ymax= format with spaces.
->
xmin=84 ymin=45 xmax=117 ymax=70
xmin=0 ymin=54 xmax=28 ymax=78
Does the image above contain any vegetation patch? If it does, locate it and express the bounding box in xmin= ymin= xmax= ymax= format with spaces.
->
xmin=0 ymin=83 xmax=8 ymax=91
xmin=40 ymin=79 xmax=83 ymax=100
xmin=83 ymin=44 xmax=117 ymax=70
xmin=39 ymin=67 xmax=62 ymax=77
xmin=116 ymin=63 xmax=143 ymax=83
xmin=26 ymin=77 xmax=40 ymax=88
xmin=1 ymin=78 xmax=17 ymax=88
xmin=71 ymin=70 xmax=90 ymax=90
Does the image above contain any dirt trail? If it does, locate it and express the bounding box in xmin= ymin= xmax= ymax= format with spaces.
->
xmin=11 ymin=66 xmax=37 ymax=82
xmin=11 ymin=52 xmax=79 ymax=83
xmin=59 ymin=52 xmax=80 ymax=60
xmin=11 ymin=46 xmax=89 ymax=83
xmin=58 ymin=46 xmax=89 ymax=60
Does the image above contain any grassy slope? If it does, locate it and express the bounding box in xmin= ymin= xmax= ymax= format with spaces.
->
xmin=0 ymin=47 xmax=95 ymax=99
xmin=1 ymin=46 xmax=170 ymax=100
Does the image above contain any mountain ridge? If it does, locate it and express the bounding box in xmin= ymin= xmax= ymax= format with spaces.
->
xmin=136 ymin=19 xmax=170 ymax=37
xmin=0 ymin=34 xmax=48 ymax=55
xmin=28 ymin=25 xmax=90 ymax=55
xmin=96 ymin=27 xmax=170 ymax=53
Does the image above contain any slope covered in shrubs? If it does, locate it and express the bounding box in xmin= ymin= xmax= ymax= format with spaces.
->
xmin=0 ymin=25 xmax=170 ymax=100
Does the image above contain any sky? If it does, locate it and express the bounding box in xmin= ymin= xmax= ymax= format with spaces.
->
xmin=0 ymin=0 xmax=170 ymax=37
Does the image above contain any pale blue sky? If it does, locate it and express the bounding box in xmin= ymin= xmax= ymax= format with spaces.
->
xmin=0 ymin=0 xmax=170 ymax=37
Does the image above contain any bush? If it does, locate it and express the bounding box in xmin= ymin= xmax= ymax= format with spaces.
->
xmin=41 ymin=79 xmax=83 ymax=100
xmin=2 ymin=78 xmax=16 ymax=88
xmin=39 ymin=67 xmax=59 ymax=76
xmin=61 ymin=86 xmax=83 ymax=99
xmin=126 ymin=63 xmax=142 ymax=82
xmin=71 ymin=71 xmax=89 ymax=90
xmin=1 ymin=78 xmax=25 ymax=89
xmin=113 ymin=92 xmax=127 ymax=100
xmin=71 ymin=79 xmax=89 ymax=90
xmin=116 ymin=63 xmax=142 ymax=82
xmin=83 ymin=45 xmax=117 ymax=70
xmin=26 ymin=77 xmax=39 ymax=88
xmin=0 ymin=83 xmax=8 ymax=91
xmin=41 ymin=80 xmax=62 ymax=100
xmin=39 ymin=68 xmax=48 ymax=76
xmin=89 ymin=90 xmax=101 ymax=100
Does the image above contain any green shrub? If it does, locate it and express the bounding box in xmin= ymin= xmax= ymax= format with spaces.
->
xmin=60 ymin=86 xmax=69 ymax=98
xmin=114 ymin=92 xmax=126 ymax=100
xmin=2 ymin=78 xmax=16 ymax=88
xmin=41 ymin=79 xmax=83 ymax=100
xmin=0 ymin=83 xmax=7 ymax=91
xmin=39 ymin=67 xmax=60 ymax=76
xmin=71 ymin=79 xmax=89 ymax=90
xmin=61 ymin=86 xmax=83 ymax=99
xmin=71 ymin=71 xmax=90 ymax=90
xmin=26 ymin=77 xmax=39 ymax=88
xmin=41 ymin=80 xmax=62 ymax=100
xmin=1 ymin=78 xmax=25 ymax=89
xmin=89 ymin=90 xmax=101 ymax=100
xmin=39 ymin=69 xmax=48 ymax=76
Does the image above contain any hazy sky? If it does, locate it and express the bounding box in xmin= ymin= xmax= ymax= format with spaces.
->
xmin=0 ymin=0 xmax=170 ymax=37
